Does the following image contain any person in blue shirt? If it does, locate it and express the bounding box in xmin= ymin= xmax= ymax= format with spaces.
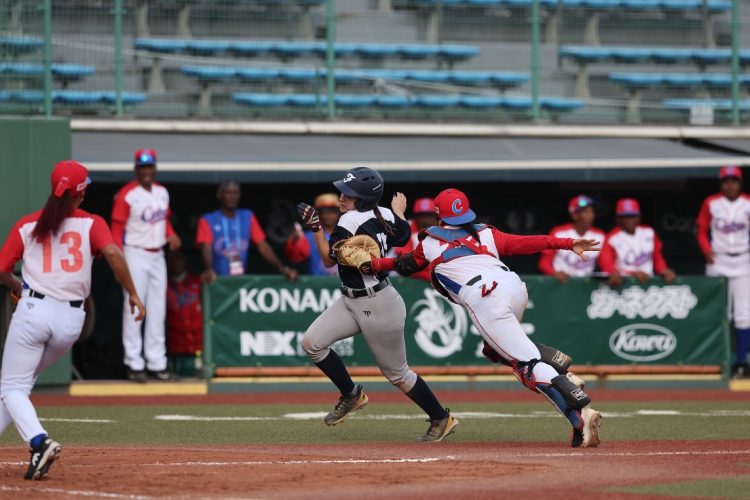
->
xmin=285 ymin=193 xmax=341 ymax=276
xmin=196 ymin=181 xmax=297 ymax=283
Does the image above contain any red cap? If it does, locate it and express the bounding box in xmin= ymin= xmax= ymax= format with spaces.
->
xmin=413 ymin=198 xmax=436 ymax=214
xmin=134 ymin=148 xmax=157 ymax=167
xmin=615 ymin=198 xmax=641 ymax=217
xmin=434 ymin=188 xmax=476 ymax=225
xmin=568 ymin=195 xmax=594 ymax=213
xmin=51 ymin=160 xmax=91 ymax=198
xmin=720 ymin=166 xmax=743 ymax=180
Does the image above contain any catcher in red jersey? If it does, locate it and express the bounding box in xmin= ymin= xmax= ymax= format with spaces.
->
xmin=0 ymin=161 xmax=144 ymax=480
xmin=364 ymin=188 xmax=603 ymax=448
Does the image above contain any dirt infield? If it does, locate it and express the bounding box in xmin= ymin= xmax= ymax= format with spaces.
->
xmin=29 ymin=388 xmax=750 ymax=407
xmin=1 ymin=440 xmax=749 ymax=498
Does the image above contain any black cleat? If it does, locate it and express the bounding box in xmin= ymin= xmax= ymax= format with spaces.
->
xmin=324 ymin=385 xmax=368 ymax=426
xmin=571 ymin=428 xmax=584 ymax=448
xmin=731 ymin=362 xmax=750 ymax=379
xmin=126 ymin=368 xmax=147 ymax=383
xmin=24 ymin=438 xmax=61 ymax=480
xmin=147 ymin=369 xmax=175 ymax=381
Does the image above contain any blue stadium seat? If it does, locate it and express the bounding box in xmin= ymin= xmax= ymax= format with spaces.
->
xmin=186 ymin=40 xmax=231 ymax=56
xmin=662 ymin=98 xmax=750 ymax=110
xmin=236 ymin=68 xmax=281 ymax=80
xmin=181 ymin=66 xmax=237 ymax=80
xmin=334 ymin=95 xmax=377 ymax=107
xmin=397 ymin=44 xmax=441 ymax=60
xmin=460 ymin=95 xmax=504 ymax=108
xmin=703 ymin=74 xmax=733 ymax=86
xmin=707 ymin=0 xmax=731 ymax=11
xmin=610 ymin=48 xmax=652 ymax=63
xmin=287 ymin=93 xmax=323 ymax=106
xmin=620 ymin=0 xmax=659 ymax=9
xmin=0 ymin=36 xmax=44 ymax=55
xmin=363 ymin=69 xmax=410 ymax=80
xmin=279 ymin=68 xmax=321 ymax=82
xmin=0 ymin=63 xmax=95 ymax=80
xmin=659 ymin=0 xmax=701 ymax=10
xmin=449 ymin=71 xmax=495 ymax=85
xmin=51 ymin=64 xmax=96 ymax=79
xmin=134 ymin=38 xmax=186 ymax=54
xmin=661 ymin=73 xmax=704 ymax=86
xmin=540 ymin=97 xmax=583 ymax=110
xmin=608 ymin=72 xmax=663 ymax=86
xmin=270 ymin=42 xmax=320 ymax=58
xmin=330 ymin=44 xmax=359 ymax=58
xmin=406 ymin=70 xmax=451 ymax=83
xmin=581 ymin=0 xmax=620 ymax=8
xmin=559 ymin=46 xmax=612 ymax=63
xmin=650 ymin=48 xmax=693 ymax=63
xmin=56 ymin=91 xmax=105 ymax=105
xmin=692 ymin=48 xmax=731 ymax=65
xmin=4 ymin=90 xmax=145 ymax=106
xmin=502 ymin=96 xmax=533 ymax=109
xmin=439 ymin=45 xmax=481 ymax=62
xmin=0 ymin=90 xmax=10 ymax=102
xmin=233 ymin=93 xmax=289 ymax=106
xmin=355 ymin=44 xmax=400 ymax=59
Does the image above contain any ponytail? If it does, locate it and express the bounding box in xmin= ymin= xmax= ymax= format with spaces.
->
xmin=373 ymin=206 xmax=396 ymax=237
xmin=31 ymin=191 xmax=76 ymax=242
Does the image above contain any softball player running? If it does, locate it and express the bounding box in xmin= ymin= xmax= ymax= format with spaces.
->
xmin=0 ymin=160 xmax=144 ymax=480
xmin=296 ymin=167 xmax=457 ymax=442
xmin=697 ymin=166 xmax=750 ymax=378
xmin=111 ymin=149 xmax=180 ymax=382
xmin=364 ymin=188 xmax=603 ymax=448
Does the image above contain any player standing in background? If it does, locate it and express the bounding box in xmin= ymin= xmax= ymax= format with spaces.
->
xmin=538 ymin=195 xmax=605 ymax=282
xmin=196 ymin=180 xmax=297 ymax=283
xmin=599 ymin=198 xmax=676 ymax=287
xmin=296 ymin=167 xmax=457 ymax=442
xmin=111 ymin=149 xmax=181 ymax=382
xmin=363 ymin=188 xmax=602 ymax=447
xmin=392 ymin=198 xmax=438 ymax=282
xmin=0 ymin=160 xmax=145 ymax=479
xmin=284 ymin=193 xmax=340 ymax=276
xmin=696 ymin=166 xmax=750 ymax=378
xmin=165 ymin=250 xmax=203 ymax=376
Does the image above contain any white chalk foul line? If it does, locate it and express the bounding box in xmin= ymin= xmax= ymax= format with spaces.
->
xmin=39 ymin=418 xmax=116 ymax=423
xmin=0 ymin=485 xmax=150 ymax=499
xmin=154 ymin=409 xmax=750 ymax=422
xmin=516 ymin=449 xmax=750 ymax=458
xmin=149 ymin=457 xmax=452 ymax=466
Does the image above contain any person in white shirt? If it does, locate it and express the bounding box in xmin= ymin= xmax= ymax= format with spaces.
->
xmin=696 ymin=166 xmax=750 ymax=378
xmin=539 ymin=195 xmax=605 ymax=282
xmin=111 ymin=148 xmax=181 ymax=382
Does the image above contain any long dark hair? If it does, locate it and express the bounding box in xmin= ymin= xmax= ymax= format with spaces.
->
xmin=31 ymin=191 xmax=76 ymax=242
xmin=373 ymin=206 xmax=396 ymax=237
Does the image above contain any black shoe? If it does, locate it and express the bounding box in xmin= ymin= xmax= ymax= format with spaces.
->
xmin=147 ymin=369 xmax=175 ymax=381
xmin=731 ymin=362 xmax=750 ymax=379
xmin=126 ymin=368 xmax=147 ymax=383
xmin=24 ymin=437 xmax=61 ymax=480
xmin=571 ymin=428 xmax=584 ymax=448
xmin=324 ymin=385 xmax=368 ymax=426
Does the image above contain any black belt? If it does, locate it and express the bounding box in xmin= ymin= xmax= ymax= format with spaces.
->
xmin=28 ymin=289 xmax=84 ymax=308
xmin=340 ymin=279 xmax=390 ymax=299
xmin=465 ymin=266 xmax=510 ymax=287
xmin=725 ymin=252 xmax=749 ymax=257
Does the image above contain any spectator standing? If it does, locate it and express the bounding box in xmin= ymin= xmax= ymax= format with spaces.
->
xmin=165 ymin=250 xmax=202 ymax=377
xmin=285 ymin=193 xmax=340 ymax=276
xmin=696 ymin=166 xmax=750 ymax=378
xmin=538 ymin=195 xmax=605 ymax=282
xmin=196 ymin=181 xmax=297 ymax=283
xmin=111 ymin=149 xmax=181 ymax=382
xmin=599 ymin=198 xmax=676 ymax=287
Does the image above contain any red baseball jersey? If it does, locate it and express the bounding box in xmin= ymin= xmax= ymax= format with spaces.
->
xmin=0 ymin=209 xmax=114 ymax=301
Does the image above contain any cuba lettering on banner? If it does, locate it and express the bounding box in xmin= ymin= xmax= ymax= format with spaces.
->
xmin=203 ymin=275 xmax=729 ymax=370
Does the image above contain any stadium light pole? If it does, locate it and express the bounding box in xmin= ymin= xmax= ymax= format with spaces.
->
xmin=43 ymin=0 xmax=52 ymax=117
xmin=531 ymin=0 xmax=541 ymax=122
xmin=730 ymin=0 xmax=740 ymax=125
xmin=325 ymin=0 xmax=336 ymax=119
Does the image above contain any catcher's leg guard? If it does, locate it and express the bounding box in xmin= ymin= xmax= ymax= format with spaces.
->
xmin=534 ymin=342 xmax=572 ymax=375
xmin=536 ymin=382 xmax=584 ymax=430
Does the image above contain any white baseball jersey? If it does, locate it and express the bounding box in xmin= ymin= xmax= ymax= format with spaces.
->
xmin=0 ymin=209 xmax=114 ymax=301
xmin=539 ymin=223 xmax=605 ymax=276
xmin=600 ymin=225 xmax=668 ymax=276
xmin=111 ymin=181 xmax=173 ymax=249
xmin=697 ymin=193 xmax=750 ymax=278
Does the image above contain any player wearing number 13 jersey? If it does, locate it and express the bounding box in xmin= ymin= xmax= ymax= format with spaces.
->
xmin=0 ymin=160 xmax=144 ymax=480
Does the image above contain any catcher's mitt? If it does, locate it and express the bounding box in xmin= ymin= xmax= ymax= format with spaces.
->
xmin=331 ymin=235 xmax=381 ymax=270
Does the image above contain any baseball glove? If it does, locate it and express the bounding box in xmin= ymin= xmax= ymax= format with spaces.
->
xmin=331 ymin=235 xmax=381 ymax=270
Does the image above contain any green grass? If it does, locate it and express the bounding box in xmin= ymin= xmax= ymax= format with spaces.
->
xmin=613 ymin=475 xmax=750 ymax=498
xmin=1 ymin=400 xmax=749 ymax=446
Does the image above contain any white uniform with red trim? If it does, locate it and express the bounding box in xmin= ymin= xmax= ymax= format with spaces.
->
xmin=413 ymin=224 xmax=574 ymax=387
xmin=112 ymin=181 xmax=173 ymax=372
xmin=697 ymin=193 xmax=750 ymax=329
xmin=599 ymin=225 xmax=668 ymax=277
xmin=540 ymin=224 xmax=604 ymax=276
xmin=0 ymin=209 xmax=113 ymax=443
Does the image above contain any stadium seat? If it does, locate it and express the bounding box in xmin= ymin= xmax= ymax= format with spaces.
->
xmin=662 ymin=98 xmax=750 ymax=110
xmin=2 ymin=90 xmax=146 ymax=107
xmin=0 ymin=63 xmax=95 ymax=87
xmin=0 ymin=36 xmax=43 ymax=57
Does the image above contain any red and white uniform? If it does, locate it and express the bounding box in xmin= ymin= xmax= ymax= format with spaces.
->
xmin=405 ymin=224 xmax=574 ymax=386
xmin=0 ymin=209 xmax=113 ymax=443
xmin=111 ymin=181 xmax=174 ymax=372
xmin=696 ymin=193 xmax=750 ymax=329
xmin=599 ymin=225 xmax=668 ymax=277
xmin=166 ymin=273 xmax=203 ymax=355
xmin=539 ymin=223 xmax=605 ymax=276
xmin=394 ymin=221 xmax=431 ymax=282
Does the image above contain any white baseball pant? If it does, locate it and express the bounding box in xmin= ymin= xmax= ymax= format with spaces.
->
xmin=122 ymin=246 xmax=167 ymax=372
xmin=458 ymin=267 xmax=558 ymax=384
xmin=707 ymin=260 xmax=750 ymax=329
xmin=0 ymin=294 xmax=84 ymax=443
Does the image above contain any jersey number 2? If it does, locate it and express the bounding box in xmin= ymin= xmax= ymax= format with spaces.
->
xmin=42 ymin=232 xmax=84 ymax=273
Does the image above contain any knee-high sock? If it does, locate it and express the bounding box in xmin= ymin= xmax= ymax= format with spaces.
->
xmin=315 ymin=350 xmax=355 ymax=396
xmin=536 ymin=383 xmax=583 ymax=429
xmin=735 ymin=328 xmax=750 ymax=365
xmin=405 ymin=376 xmax=448 ymax=421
